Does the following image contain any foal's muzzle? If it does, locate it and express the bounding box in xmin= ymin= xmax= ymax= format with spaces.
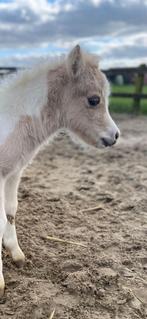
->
xmin=101 ymin=131 xmax=119 ymax=147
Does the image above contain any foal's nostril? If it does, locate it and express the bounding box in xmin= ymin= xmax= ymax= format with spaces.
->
xmin=115 ymin=131 xmax=119 ymax=140
xmin=101 ymin=137 xmax=110 ymax=147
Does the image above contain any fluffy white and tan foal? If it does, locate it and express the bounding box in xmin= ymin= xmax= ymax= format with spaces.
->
xmin=0 ymin=45 xmax=119 ymax=296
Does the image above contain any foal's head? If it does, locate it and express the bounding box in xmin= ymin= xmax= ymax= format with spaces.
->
xmin=63 ymin=45 xmax=119 ymax=148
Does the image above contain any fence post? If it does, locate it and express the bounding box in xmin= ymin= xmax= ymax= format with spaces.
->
xmin=132 ymin=64 xmax=145 ymax=114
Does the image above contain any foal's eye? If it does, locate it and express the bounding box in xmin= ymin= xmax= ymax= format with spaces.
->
xmin=87 ymin=95 xmax=100 ymax=108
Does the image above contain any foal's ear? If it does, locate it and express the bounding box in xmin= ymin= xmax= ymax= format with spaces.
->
xmin=67 ymin=45 xmax=84 ymax=78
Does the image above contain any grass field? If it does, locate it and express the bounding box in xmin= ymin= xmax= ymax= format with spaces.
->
xmin=110 ymin=84 xmax=147 ymax=114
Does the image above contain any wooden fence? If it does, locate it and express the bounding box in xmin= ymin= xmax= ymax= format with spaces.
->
xmin=104 ymin=64 xmax=147 ymax=113
xmin=0 ymin=67 xmax=18 ymax=77
xmin=0 ymin=64 xmax=147 ymax=113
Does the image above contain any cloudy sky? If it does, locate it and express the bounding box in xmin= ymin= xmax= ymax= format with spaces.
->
xmin=0 ymin=0 xmax=147 ymax=68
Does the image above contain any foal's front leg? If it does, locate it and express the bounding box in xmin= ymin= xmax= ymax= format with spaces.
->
xmin=3 ymin=172 xmax=25 ymax=267
xmin=0 ymin=177 xmax=7 ymax=297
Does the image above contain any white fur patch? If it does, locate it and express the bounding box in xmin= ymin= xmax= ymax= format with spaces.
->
xmin=0 ymin=66 xmax=49 ymax=145
xmin=0 ymin=114 xmax=16 ymax=145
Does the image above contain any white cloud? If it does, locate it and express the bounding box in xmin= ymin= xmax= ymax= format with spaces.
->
xmin=0 ymin=0 xmax=146 ymax=67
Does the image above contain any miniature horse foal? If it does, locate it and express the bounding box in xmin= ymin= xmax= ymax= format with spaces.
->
xmin=0 ymin=45 xmax=119 ymax=296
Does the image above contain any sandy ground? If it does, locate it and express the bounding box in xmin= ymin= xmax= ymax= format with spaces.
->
xmin=0 ymin=114 xmax=147 ymax=319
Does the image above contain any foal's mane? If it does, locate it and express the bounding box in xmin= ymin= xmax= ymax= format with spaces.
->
xmin=0 ymin=55 xmax=65 ymax=93
xmin=0 ymin=50 xmax=99 ymax=93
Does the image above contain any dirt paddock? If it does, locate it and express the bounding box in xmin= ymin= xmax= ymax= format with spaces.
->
xmin=1 ymin=114 xmax=147 ymax=319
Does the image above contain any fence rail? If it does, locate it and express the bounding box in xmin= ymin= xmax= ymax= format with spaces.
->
xmin=0 ymin=67 xmax=18 ymax=75
xmin=104 ymin=65 xmax=147 ymax=76
xmin=111 ymin=93 xmax=147 ymax=99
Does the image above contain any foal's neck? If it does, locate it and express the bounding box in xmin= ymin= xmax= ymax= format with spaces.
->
xmin=34 ymin=64 xmax=67 ymax=145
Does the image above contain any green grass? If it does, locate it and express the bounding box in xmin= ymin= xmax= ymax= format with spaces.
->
xmin=109 ymin=84 xmax=147 ymax=114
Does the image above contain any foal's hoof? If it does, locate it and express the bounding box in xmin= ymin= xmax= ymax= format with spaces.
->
xmin=14 ymin=257 xmax=25 ymax=268
xmin=12 ymin=249 xmax=25 ymax=268
xmin=0 ymin=287 xmax=4 ymax=298
xmin=0 ymin=278 xmax=5 ymax=298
